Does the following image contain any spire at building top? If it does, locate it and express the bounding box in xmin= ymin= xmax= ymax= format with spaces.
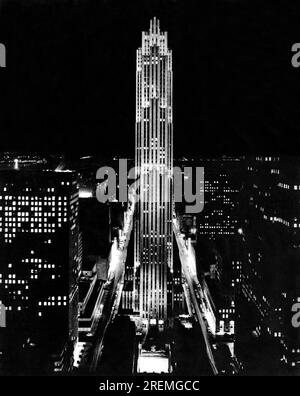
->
xmin=150 ymin=16 xmax=160 ymax=35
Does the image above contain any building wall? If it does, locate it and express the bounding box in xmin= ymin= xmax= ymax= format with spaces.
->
xmin=0 ymin=170 xmax=81 ymax=372
xmin=240 ymin=156 xmax=300 ymax=368
xmin=134 ymin=18 xmax=174 ymax=325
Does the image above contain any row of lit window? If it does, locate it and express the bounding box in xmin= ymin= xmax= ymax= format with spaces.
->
xmin=1 ymin=195 xmax=67 ymax=200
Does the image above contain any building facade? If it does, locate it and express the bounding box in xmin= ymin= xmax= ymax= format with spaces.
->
xmin=239 ymin=156 xmax=300 ymax=369
xmin=0 ymin=170 xmax=81 ymax=373
xmin=134 ymin=18 xmax=174 ymax=327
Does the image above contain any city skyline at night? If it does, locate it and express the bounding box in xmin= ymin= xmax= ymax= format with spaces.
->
xmin=0 ymin=0 xmax=300 ymax=380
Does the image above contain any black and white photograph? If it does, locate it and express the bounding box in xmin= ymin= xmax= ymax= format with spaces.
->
xmin=0 ymin=0 xmax=300 ymax=384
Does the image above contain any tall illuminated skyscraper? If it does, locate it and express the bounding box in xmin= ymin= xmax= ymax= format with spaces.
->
xmin=134 ymin=18 xmax=173 ymax=328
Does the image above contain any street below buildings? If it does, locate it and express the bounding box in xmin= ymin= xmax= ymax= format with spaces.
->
xmin=173 ymin=216 xmax=218 ymax=375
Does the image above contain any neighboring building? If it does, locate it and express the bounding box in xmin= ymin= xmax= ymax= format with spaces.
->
xmin=0 ymin=169 xmax=81 ymax=374
xmin=175 ymin=157 xmax=241 ymax=342
xmin=176 ymin=157 xmax=240 ymax=238
xmin=239 ymin=156 xmax=300 ymax=368
xmin=203 ymin=277 xmax=235 ymax=340
xmin=79 ymin=278 xmax=106 ymax=341
xmin=134 ymin=17 xmax=174 ymax=329
xmin=199 ymin=157 xmax=240 ymax=334
xmin=78 ymin=256 xmax=108 ymax=340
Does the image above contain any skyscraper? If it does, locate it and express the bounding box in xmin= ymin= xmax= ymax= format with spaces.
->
xmin=0 ymin=169 xmax=81 ymax=373
xmin=134 ymin=18 xmax=174 ymax=328
xmin=238 ymin=156 xmax=300 ymax=369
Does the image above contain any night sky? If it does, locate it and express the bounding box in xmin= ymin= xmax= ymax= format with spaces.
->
xmin=0 ymin=0 xmax=299 ymax=159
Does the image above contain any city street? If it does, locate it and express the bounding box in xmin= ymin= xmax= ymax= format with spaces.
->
xmin=89 ymin=200 xmax=135 ymax=372
xmin=173 ymin=217 xmax=218 ymax=375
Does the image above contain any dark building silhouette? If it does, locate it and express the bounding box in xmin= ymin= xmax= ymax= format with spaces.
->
xmin=238 ymin=156 xmax=300 ymax=369
xmin=0 ymin=170 xmax=81 ymax=374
